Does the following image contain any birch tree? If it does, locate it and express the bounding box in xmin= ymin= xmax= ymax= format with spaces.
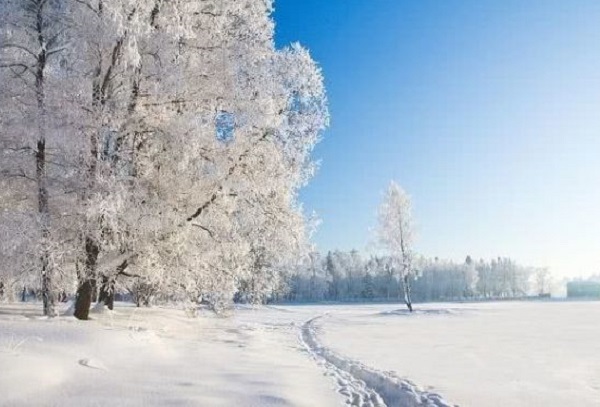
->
xmin=377 ymin=181 xmax=416 ymax=312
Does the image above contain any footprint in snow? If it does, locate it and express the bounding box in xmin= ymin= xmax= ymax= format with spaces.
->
xmin=78 ymin=358 xmax=107 ymax=371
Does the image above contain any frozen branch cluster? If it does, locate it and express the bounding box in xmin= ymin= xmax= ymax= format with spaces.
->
xmin=0 ymin=0 xmax=328 ymax=318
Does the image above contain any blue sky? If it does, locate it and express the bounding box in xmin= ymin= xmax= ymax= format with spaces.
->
xmin=274 ymin=0 xmax=600 ymax=277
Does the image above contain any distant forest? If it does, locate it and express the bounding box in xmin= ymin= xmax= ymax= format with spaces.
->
xmin=282 ymin=251 xmax=550 ymax=303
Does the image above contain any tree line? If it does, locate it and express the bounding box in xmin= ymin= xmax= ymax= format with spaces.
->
xmin=285 ymin=251 xmax=548 ymax=304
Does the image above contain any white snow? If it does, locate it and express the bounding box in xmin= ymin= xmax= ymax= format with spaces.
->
xmin=316 ymin=301 xmax=600 ymax=407
xmin=0 ymin=302 xmax=342 ymax=407
xmin=1 ymin=301 xmax=599 ymax=406
xmin=301 ymin=315 xmax=453 ymax=407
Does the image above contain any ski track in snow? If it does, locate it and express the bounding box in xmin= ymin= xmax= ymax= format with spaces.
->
xmin=301 ymin=315 xmax=456 ymax=407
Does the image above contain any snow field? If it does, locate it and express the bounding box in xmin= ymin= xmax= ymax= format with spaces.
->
xmin=317 ymin=301 xmax=600 ymax=407
xmin=2 ymin=301 xmax=598 ymax=407
xmin=0 ymin=303 xmax=342 ymax=407
xmin=301 ymin=315 xmax=454 ymax=407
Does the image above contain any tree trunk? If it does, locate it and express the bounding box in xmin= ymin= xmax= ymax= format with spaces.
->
xmin=402 ymin=274 xmax=413 ymax=312
xmin=74 ymin=237 xmax=99 ymax=320
xmin=74 ymin=67 xmax=102 ymax=320
xmin=74 ymin=280 xmax=93 ymax=320
xmin=34 ymin=4 xmax=54 ymax=316
xmin=136 ymin=292 xmax=141 ymax=307
xmin=91 ymin=277 xmax=98 ymax=303
xmin=99 ymin=257 xmax=129 ymax=312
xmin=98 ymin=275 xmax=115 ymax=310
xmin=74 ymin=12 xmax=109 ymax=319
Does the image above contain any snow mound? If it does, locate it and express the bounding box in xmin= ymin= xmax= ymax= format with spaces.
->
xmin=90 ymin=302 xmax=111 ymax=314
xmin=62 ymin=300 xmax=75 ymax=316
xmin=302 ymin=316 xmax=456 ymax=407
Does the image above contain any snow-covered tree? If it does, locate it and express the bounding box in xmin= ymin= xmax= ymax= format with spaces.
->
xmin=462 ymin=255 xmax=479 ymax=298
xmin=377 ymin=181 xmax=415 ymax=311
xmin=70 ymin=0 xmax=327 ymax=314
xmin=534 ymin=267 xmax=552 ymax=296
xmin=0 ymin=0 xmax=80 ymax=315
xmin=1 ymin=0 xmax=328 ymax=317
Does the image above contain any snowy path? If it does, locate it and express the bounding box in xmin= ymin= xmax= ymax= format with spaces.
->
xmin=300 ymin=314 xmax=455 ymax=407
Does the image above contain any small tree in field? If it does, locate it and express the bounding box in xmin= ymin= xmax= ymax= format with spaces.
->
xmin=377 ymin=181 xmax=415 ymax=312
xmin=534 ymin=267 xmax=552 ymax=296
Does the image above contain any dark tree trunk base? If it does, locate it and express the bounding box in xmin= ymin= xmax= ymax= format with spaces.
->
xmin=74 ymin=280 xmax=93 ymax=320
xmin=75 ymin=237 xmax=99 ymax=320
xmin=98 ymin=275 xmax=115 ymax=310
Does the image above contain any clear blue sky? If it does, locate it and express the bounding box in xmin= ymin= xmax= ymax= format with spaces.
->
xmin=274 ymin=0 xmax=600 ymax=277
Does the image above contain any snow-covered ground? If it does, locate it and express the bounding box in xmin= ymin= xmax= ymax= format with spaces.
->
xmin=0 ymin=303 xmax=342 ymax=407
xmin=1 ymin=301 xmax=599 ymax=406
xmin=316 ymin=301 xmax=600 ymax=407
